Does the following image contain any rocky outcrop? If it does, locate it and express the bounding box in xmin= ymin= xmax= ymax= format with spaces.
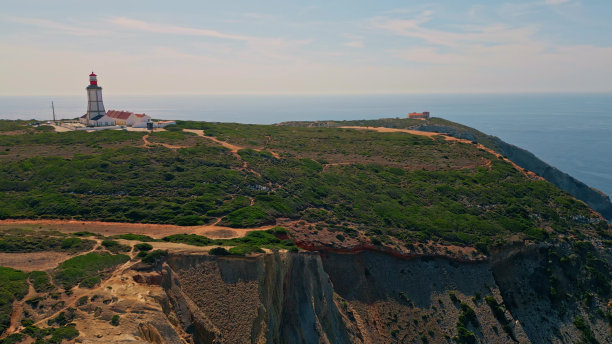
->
xmin=414 ymin=124 xmax=612 ymax=221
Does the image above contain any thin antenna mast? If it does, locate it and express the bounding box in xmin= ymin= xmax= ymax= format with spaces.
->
xmin=51 ymin=101 xmax=56 ymax=122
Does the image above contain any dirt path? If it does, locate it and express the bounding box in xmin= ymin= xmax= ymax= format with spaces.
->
xmin=340 ymin=126 xmax=540 ymax=179
xmin=183 ymin=129 xmax=281 ymax=159
xmin=0 ymin=219 xmax=273 ymax=239
xmin=2 ymin=283 xmax=36 ymax=338
xmin=142 ymin=134 xmax=189 ymax=149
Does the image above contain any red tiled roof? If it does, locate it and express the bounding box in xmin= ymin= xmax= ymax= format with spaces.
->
xmin=106 ymin=110 xmax=133 ymax=120
xmin=134 ymin=113 xmax=147 ymax=118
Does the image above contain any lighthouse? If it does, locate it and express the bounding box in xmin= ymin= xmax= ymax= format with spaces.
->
xmin=80 ymin=72 xmax=115 ymax=127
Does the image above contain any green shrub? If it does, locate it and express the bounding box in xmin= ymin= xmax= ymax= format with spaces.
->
xmin=113 ymin=233 xmax=156 ymax=242
xmin=140 ymin=250 xmax=168 ymax=264
xmin=454 ymin=325 xmax=476 ymax=344
xmin=209 ymin=247 xmax=230 ymax=256
xmin=175 ymin=215 xmax=207 ymax=226
xmin=228 ymin=245 xmax=264 ymax=256
xmin=267 ymin=226 xmax=289 ymax=235
xmin=71 ymin=231 xmax=98 ymax=237
xmin=220 ymin=206 xmax=275 ymax=228
xmin=101 ymin=239 xmax=131 ymax=253
xmin=0 ymin=230 xmax=95 ymax=253
xmin=76 ymin=296 xmax=88 ymax=306
xmin=0 ymin=267 xmax=28 ymax=335
xmin=110 ymin=315 xmax=120 ymax=326
xmin=134 ymin=243 xmax=153 ymax=252
xmin=28 ymin=271 xmax=54 ymax=293
xmin=79 ymin=276 xmax=101 ymax=289
xmin=573 ymin=316 xmax=597 ymax=344
xmin=47 ymin=326 xmax=79 ymax=343
xmin=54 ymin=252 xmax=129 ymax=289
xmin=0 ymin=333 xmax=25 ymax=343
xmin=458 ymin=302 xmax=478 ymax=328
xmin=162 ymin=234 xmax=212 ymax=246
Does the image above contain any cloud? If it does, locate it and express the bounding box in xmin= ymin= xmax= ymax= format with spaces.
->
xmin=344 ymin=40 xmax=364 ymax=48
xmin=545 ymin=0 xmax=571 ymax=4
xmin=342 ymin=34 xmax=364 ymax=48
xmin=6 ymin=17 xmax=108 ymax=36
xmin=108 ymin=17 xmax=312 ymax=59
xmin=109 ymin=17 xmax=250 ymax=41
xmin=372 ymin=11 xmax=537 ymax=48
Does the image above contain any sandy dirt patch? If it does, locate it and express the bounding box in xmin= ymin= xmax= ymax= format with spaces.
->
xmin=0 ymin=219 xmax=273 ymax=239
xmin=0 ymin=251 xmax=72 ymax=272
xmin=125 ymin=127 xmax=166 ymax=132
xmin=50 ymin=125 xmax=73 ymax=132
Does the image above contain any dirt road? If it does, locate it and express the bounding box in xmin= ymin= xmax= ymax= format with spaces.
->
xmin=0 ymin=219 xmax=274 ymax=239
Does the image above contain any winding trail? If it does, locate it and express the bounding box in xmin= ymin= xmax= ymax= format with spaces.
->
xmin=2 ymin=283 xmax=35 ymax=338
xmin=340 ymin=126 xmax=541 ymax=179
xmin=142 ymin=134 xmax=189 ymax=149
xmin=183 ymin=129 xmax=281 ymax=159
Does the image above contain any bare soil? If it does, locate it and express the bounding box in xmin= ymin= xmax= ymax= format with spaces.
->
xmin=0 ymin=219 xmax=273 ymax=239
xmin=0 ymin=251 xmax=73 ymax=272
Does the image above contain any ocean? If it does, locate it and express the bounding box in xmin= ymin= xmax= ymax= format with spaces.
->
xmin=1 ymin=93 xmax=611 ymax=198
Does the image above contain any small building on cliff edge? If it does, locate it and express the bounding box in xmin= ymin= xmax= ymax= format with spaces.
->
xmin=408 ymin=112 xmax=430 ymax=120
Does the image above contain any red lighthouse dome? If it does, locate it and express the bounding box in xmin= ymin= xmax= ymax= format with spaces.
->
xmin=89 ymin=72 xmax=98 ymax=86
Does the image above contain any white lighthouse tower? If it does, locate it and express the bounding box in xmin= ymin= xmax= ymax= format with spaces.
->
xmin=79 ymin=72 xmax=115 ymax=127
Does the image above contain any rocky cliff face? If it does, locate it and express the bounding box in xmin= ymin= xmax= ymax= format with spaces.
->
xmin=162 ymin=252 xmax=355 ymax=344
xmin=155 ymin=248 xmax=610 ymax=344
xmin=414 ymin=124 xmax=612 ymax=221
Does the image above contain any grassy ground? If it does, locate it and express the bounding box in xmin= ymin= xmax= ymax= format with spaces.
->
xmin=0 ymin=119 xmax=608 ymax=252
xmin=0 ymin=229 xmax=95 ymax=253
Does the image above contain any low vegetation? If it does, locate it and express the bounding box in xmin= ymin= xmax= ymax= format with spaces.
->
xmin=0 ymin=119 xmax=608 ymax=253
xmin=134 ymin=242 xmax=153 ymax=251
xmin=53 ymin=252 xmax=129 ymax=289
xmin=163 ymin=229 xmax=297 ymax=255
xmin=112 ymin=233 xmax=157 ymax=242
xmin=0 ymin=229 xmax=95 ymax=253
xmin=140 ymin=250 xmax=168 ymax=264
xmin=28 ymin=271 xmax=55 ymax=293
xmin=101 ymin=239 xmax=131 ymax=253
xmin=17 ymin=322 xmax=78 ymax=344
xmin=0 ymin=267 xmax=28 ymax=336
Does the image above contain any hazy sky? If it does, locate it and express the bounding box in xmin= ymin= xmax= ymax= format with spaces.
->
xmin=1 ymin=0 xmax=611 ymax=95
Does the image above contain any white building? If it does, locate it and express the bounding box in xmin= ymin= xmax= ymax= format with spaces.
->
xmin=106 ymin=110 xmax=151 ymax=127
xmin=79 ymin=72 xmax=116 ymax=127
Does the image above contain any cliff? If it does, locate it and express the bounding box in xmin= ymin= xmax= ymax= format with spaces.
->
xmin=153 ymin=246 xmax=610 ymax=344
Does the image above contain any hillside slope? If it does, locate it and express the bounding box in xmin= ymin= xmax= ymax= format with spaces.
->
xmin=281 ymin=117 xmax=612 ymax=221
xmin=0 ymin=119 xmax=610 ymax=343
